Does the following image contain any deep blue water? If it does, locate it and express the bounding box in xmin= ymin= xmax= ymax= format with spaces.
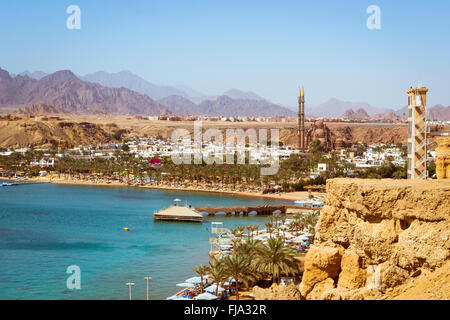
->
xmin=0 ymin=183 xmax=290 ymax=300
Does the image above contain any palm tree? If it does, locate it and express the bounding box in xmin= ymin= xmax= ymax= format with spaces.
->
xmin=223 ymin=254 xmax=253 ymax=300
xmin=255 ymin=237 xmax=299 ymax=284
xmin=231 ymin=236 xmax=242 ymax=249
xmin=235 ymin=239 xmax=263 ymax=260
xmin=193 ymin=264 xmax=210 ymax=294
xmin=208 ymin=258 xmax=227 ymax=297
xmin=264 ymin=222 xmax=273 ymax=239
xmin=253 ymin=225 xmax=260 ymax=240
xmin=245 ymin=226 xmax=252 ymax=241
xmin=238 ymin=226 xmax=246 ymax=238
xmin=301 ymin=211 xmax=320 ymax=235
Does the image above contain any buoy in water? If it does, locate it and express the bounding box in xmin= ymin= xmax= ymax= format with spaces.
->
xmin=124 ymin=227 xmax=129 ymax=231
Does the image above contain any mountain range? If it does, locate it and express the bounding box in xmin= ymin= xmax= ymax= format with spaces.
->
xmin=307 ymin=98 xmax=391 ymax=118
xmin=0 ymin=69 xmax=164 ymax=114
xmin=340 ymin=105 xmax=450 ymax=121
xmin=2 ymin=68 xmax=449 ymax=119
xmin=80 ymin=70 xmax=191 ymax=100
xmin=21 ymin=70 xmax=267 ymax=103
xmin=0 ymin=68 xmax=294 ymax=117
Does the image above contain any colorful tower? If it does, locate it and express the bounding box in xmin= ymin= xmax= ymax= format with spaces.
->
xmin=298 ymin=87 xmax=305 ymax=150
xmin=407 ymin=86 xmax=428 ymax=179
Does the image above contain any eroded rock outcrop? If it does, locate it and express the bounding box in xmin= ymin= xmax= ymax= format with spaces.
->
xmin=300 ymin=178 xmax=450 ymax=300
xmin=436 ymin=137 xmax=450 ymax=180
xmin=252 ymin=283 xmax=302 ymax=300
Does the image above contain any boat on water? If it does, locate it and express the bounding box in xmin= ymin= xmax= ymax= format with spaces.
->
xmin=2 ymin=182 xmax=18 ymax=186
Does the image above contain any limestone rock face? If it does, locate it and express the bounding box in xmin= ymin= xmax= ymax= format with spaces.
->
xmin=307 ymin=278 xmax=335 ymax=300
xmin=380 ymin=264 xmax=409 ymax=292
xmin=299 ymin=246 xmax=342 ymax=298
xmin=337 ymin=250 xmax=366 ymax=289
xmin=300 ymin=178 xmax=450 ymax=300
xmin=252 ymin=283 xmax=302 ymax=300
xmin=436 ymin=137 xmax=450 ymax=179
xmin=321 ymin=288 xmax=382 ymax=300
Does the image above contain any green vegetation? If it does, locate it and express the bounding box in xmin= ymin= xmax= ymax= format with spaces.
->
xmin=193 ymin=265 xmax=209 ymax=294
xmin=196 ymin=236 xmax=300 ymax=300
xmin=0 ymin=143 xmax=412 ymax=185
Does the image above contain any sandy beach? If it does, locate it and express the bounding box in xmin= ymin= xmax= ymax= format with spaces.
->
xmin=1 ymin=176 xmax=323 ymax=201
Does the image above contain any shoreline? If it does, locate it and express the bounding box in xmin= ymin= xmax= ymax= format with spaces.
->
xmin=0 ymin=177 xmax=323 ymax=201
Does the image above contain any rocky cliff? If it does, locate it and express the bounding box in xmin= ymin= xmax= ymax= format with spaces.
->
xmin=436 ymin=137 xmax=450 ymax=180
xmin=299 ymin=178 xmax=450 ymax=300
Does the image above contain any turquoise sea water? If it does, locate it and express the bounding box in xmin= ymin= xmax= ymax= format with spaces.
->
xmin=0 ymin=183 xmax=291 ymax=300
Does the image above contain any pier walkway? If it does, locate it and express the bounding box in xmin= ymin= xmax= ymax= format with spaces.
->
xmin=194 ymin=205 xmax=315 ymax=216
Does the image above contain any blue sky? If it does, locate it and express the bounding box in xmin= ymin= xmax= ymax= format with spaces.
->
xmin=0 ymin=0 xmax=449 ymax=109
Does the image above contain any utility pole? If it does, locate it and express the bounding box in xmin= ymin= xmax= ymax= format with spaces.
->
xmin=144 ymin=277 xmax=152 ymax=300
xmin=126 ymin=282 xmax=135 ymax=300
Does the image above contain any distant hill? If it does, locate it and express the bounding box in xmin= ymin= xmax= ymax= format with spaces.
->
xmin=223 ymin=89 xmax=265 ymax=101
xmin=157 ymin=95 xmax=203 ymax=115
xmin=0 ymin=68 xmax=165 ymax=115
xmin=158 ymin=94 xmax=296 ymax=117
xmin=0 ymin=120 xmax=113 ymax=148
xmin=19 ymin=71 xmax=47 ymax=80
xmin=308 ymin=98 xmax=390 ymax=118
xmin=196 ymin=95 xmax=296 ymax=117
xmin=189 ymin=89 xmax=267 ymax=104
xmin=373 ymin=110 xmax=402 ymax=121
xmin=395 ymin=105 xmax=450 ymax=121
xmin=17 ymin=103 xmax=70 ymax=115
xmin=341 ymin=108 xmax=370 ymax=120
xmin=427 ymin=105 xmax=450 ymax=121
xmin=81 ymin=70 xmax=190 ymax=100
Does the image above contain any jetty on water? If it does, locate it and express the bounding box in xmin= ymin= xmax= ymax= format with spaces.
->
xmin=194 ymin=204 xmax=316 ymax=217
xmin=153 ymin=205 xmax=204 ymax=222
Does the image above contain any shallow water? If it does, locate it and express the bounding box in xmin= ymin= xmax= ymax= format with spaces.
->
xmin=0 ymin=183 xmax=290 ymax=300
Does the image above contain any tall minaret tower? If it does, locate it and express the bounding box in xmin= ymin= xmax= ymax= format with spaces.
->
xmin=407 ymin=86 xmax=428 ymax=179
xmin=298 ymin=87 xmax=305 ymax=150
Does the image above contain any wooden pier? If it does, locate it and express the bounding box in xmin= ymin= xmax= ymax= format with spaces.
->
xmin=194 ymin=205 xmax=313 ymax=217
xmin=153 ymin=205 xmax=204 ymax=222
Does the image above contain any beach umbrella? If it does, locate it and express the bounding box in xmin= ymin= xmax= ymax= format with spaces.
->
xmin=291 ymin=235 xmax=308 ymax=242
xmin=185 ymin=276 xmax=208 ymax=284
xmin=205 ymin=284 xmax=225 ymax=293
xmin=176 ymin=283 xmax=193 ymax=287
xmin=167 ymin=295 xmax=190 ymax=300
xmin=195 ymin=292 xmax=218 ymax=300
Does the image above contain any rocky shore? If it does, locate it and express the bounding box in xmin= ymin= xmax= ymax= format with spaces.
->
xmin=253 ymin=178 xmax=450 ymax=300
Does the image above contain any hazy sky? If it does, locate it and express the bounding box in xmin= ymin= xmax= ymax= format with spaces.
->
xmin=0 ymin=0 xmax=449 ymax=109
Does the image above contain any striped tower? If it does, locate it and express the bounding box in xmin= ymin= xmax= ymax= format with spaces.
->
xmin=407 ymin=86 xmax=428 ymax=179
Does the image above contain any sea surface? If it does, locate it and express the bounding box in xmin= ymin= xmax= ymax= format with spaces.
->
xmin=0 ymin=183 xmax=291 ymax=300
